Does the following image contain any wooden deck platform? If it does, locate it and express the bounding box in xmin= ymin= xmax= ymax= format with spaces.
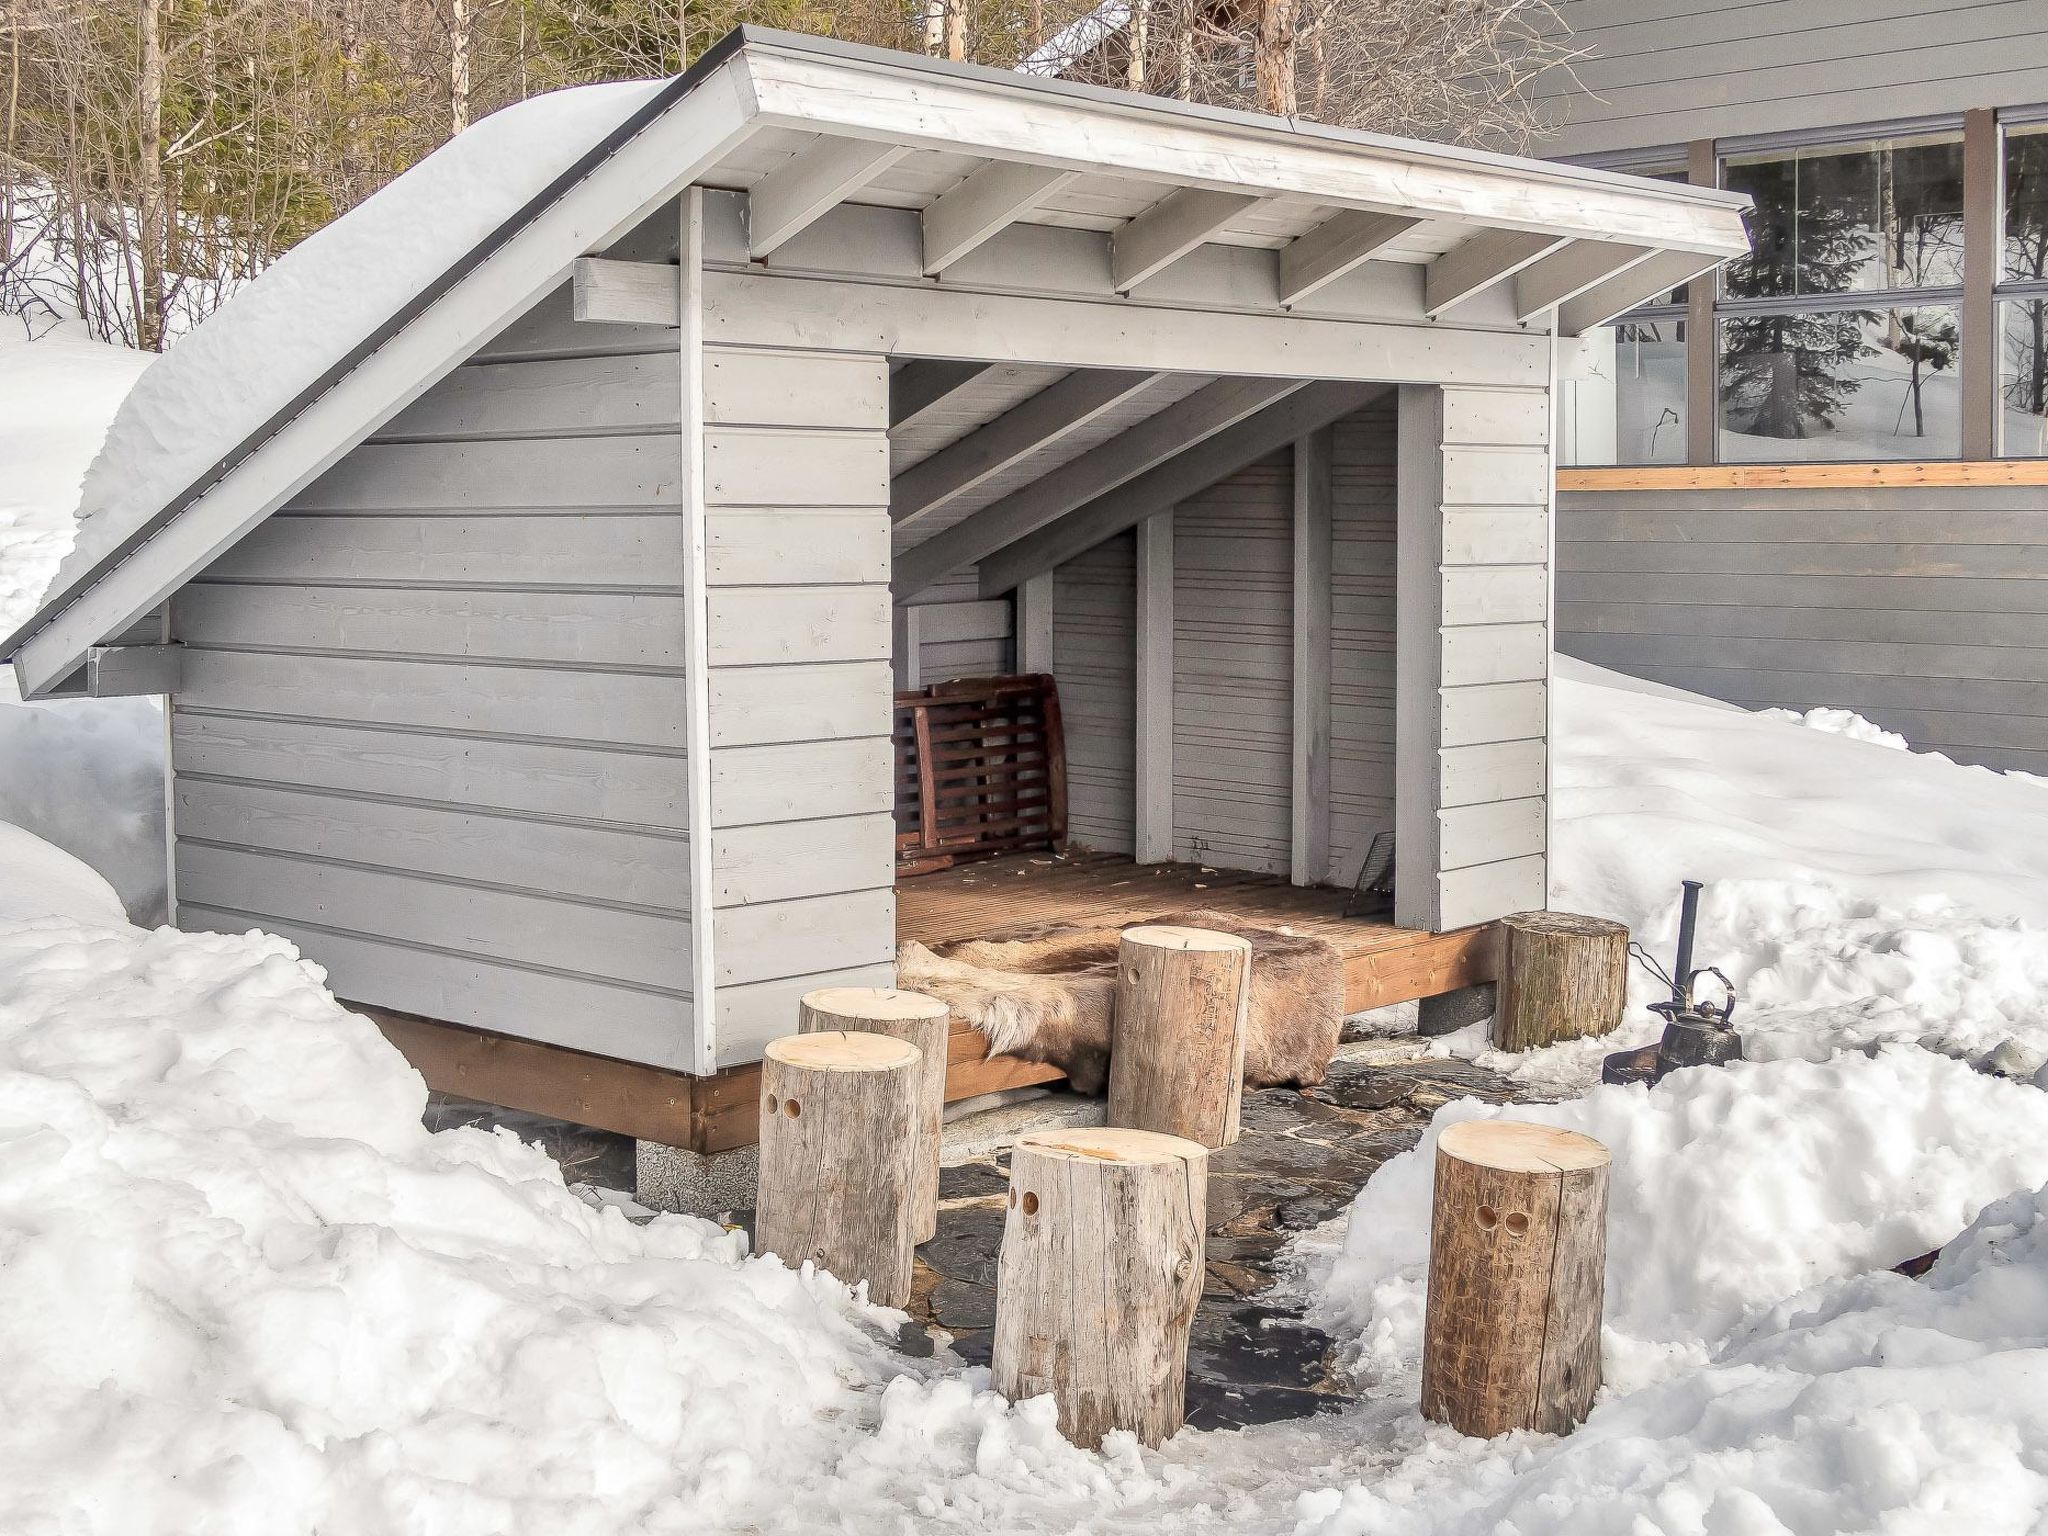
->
xmin=367 ymin=852 xmax=1498 ymax=1155
xmin=898 ymin=849 xmax=1499 ymax=1016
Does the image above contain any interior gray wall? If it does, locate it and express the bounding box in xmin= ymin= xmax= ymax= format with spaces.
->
xmin=1559 ymin=484 xmax=2048 ymax=775
xmin=896 ymin=566 xmax=1014 ymax=685
xmin=1539 ymin=0 xmax=2048 ymax=157
xmin=1047 ymin=402 xmax=1401 ymax=883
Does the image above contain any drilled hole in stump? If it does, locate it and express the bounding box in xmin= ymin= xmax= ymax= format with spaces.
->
xmin=784 ymin=1098 xmax=801 ymax=1119
xmin=1503 ymin=1211 xmax=1529 ymax=1237
xmin=1022 ymin=1192 xmax=1040 ymax=1216
xmin=764 ymin=1095 xmax=778 ymax=1116
xmin=1007 ymin=1188 xmax=1016 ymax=1207
xmin=1475 ymin=1205 xmax=1498 ymax=1230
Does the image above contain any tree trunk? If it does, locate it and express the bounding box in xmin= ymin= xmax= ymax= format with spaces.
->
xmin=923 ymin=0 xmax=945 ymax=57
xmin=1491 ymin=911 xmax=1629 ymax=1053
xmin=754 ymin=1031 xmax=922 ymax=1308
xmin=1126 ymin=0 xmax=1148 ymax=89
xmin=1421 ymin=1120 xmax=1609 ymax=1438
xmin=798 ymin=987 xmax=949 ymax=1244
xmin=1253 ymin=0 xmax=1297 ymax=116
xmin=1108 ymin=925 xmax=1252 ymax=1149
xmin=448 ymin=0 xmax=471 ymax=135
xmin=992 ymin=1128 xmax=1209 ymax=1447
xmin=943 ymin=0 xmax=966 ymax=62
xmin=136 ymin=0 xmax=167 ymax=351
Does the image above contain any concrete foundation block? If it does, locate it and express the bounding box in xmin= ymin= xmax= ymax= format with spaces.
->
xmin=636 ymin=1138 xmax=759 ymax=1219
xmin=1418 ymin=982 xmax=1498 ymax=1038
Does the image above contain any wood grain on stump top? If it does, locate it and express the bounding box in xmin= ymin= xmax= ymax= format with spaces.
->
xmin=765 ymin=1031 xmax=921 ymax=1073
xmin=800 ymin=987 xmax=950 ymax=1023
xmin=1015 ymin=1126 xmax=1210 ymax=1166
xmin=1501 ymin=910 xmax=1627 ymax=939
xmin=1121 ymin=924 xmax=1254 ymax=954
xmin=1438 ymin=1120 xmax=1611 ymax=1174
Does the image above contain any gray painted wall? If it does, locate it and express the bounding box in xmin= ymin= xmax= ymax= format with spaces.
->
xmin=168 ymin=282 xmax=897 ymax=1070
xmin=1540 ymin=0 xmax=2048 ymax=158
xmin=1046 ymin=402 xmax=1412 ymax=890
xmin=1559 ymin=484 xmax=2048 ymax=775
xmin=895 ymin=567 xmax=1014 ymax=686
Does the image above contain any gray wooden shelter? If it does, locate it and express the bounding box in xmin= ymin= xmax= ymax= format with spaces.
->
xmin=3 ymin=30 xmax=1748 ymax=1083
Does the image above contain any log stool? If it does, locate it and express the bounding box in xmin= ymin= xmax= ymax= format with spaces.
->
xmin=754 ymin=1031 xmax=922 ymax=1308
xmin=991 ymin=1127 xmax=1209 ymax=1448
xmin=1421 ymin=1120 xmax=1611 ymax=1438
xmin=1492 ymin=911 xmax=1629 ymax=1053
xmin=1107 ymin=925 xmax=1252 ymax=1149
xmin=798 ymin=986 xmax=949 ymax=1243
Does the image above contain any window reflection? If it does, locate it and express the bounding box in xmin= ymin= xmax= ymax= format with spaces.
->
xmin=1719 ymin=306 xmax=1962 ymax=461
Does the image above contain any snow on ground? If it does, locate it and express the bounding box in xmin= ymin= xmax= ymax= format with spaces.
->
xmin=1423 ymin=657 xmax=2048 ymax=1097
xmin=0 ymin=320 xmax=165 ymax=921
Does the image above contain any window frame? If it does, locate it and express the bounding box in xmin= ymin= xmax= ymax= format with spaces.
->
xmin=1996 ymin=115 xmax=2048 ymax=457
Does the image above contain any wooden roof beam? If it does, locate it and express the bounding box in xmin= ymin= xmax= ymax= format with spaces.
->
xmin=1278 ymin=211 xmax=1422 ymax=307
xmin=889 ymin=359 xmax=992 ymax=433
xmin=922 ymin=161 xmax=1079 ymax=274
xmin=892 ymin=374 xmax=1305 ymax=598
xmin=892 ymin=368 xmax=1160 ymax=532
xmin=749 ymin=134 xmax=910 ymax=259
xmin=1557 ymin=248 xmax=1721 ymax=335
xmin=1110 ymin=187 xmax=1263 ymax=293
xmin=1512 ymin=239 xmax=1656 ymax=324
xmin=1424 ymin=228 xmax=1569 ymax=318
xmin=977 ymin=379 xmax=1388 ymax=596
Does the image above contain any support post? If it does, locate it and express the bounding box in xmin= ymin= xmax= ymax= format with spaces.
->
xmin=1422 ymin=1121 xmax=1609 ymax=1438
xmin=892 ymin=604 xmax=923 ymax=691
xmin=1291 ymin=427 xmax=1332 ymax=887
xmin=677 ymin=186 xmax=719 ymax=1074
xmin=1108 ymin=925 xmax=1251 ymax=1149
xmin=992 ymin=1128 xmax=1209 ymax=1448
xmin=798 ymin=987 xmax=949 ymax=1243
xmin=1134 ymin=509 xmax=1174 ymax=864
xmin=1492 ymin=911 xmax=1627 ymax=1053
xmin=1016 ymin=570 xmax=1055 ymax=674
xmin=755 ymin=1031 xmax=922 ymax=1307
xmin=1394 ymin=386 xmax=1445 ymax=931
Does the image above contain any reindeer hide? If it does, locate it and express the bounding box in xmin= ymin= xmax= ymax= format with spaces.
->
xmin=896 ymin=909 xmax=1343 ymax=1095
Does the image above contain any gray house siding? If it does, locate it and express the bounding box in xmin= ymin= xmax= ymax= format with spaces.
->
xmin=1541 ymin=0 xmax=2048 ymax=158
xmin=895 ymin=567 xmax=1014 ymax=685
xmin=1327 ymin=401 xmax=1399 ymax=886
xmin=168 ymin=284 xmax=897 ymax=1069
xmin=1559 ymin=485 xmax=2048 ymax=775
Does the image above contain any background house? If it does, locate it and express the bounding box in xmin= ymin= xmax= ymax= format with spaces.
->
xmin=1542 ymin=0 xmax=2048 ymax=776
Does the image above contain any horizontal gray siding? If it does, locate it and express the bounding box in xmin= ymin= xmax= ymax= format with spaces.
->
xmin=1559 ymin=484 xmax=2048 ymax=773
xmin=171 ymin=305 xmax=700 ymax=1066
xmin=1054 ymin=532 xmax=1138 ymax=854
xmin=1541 ymin=0 xmax=2048 ymax=157
xmin=897 ymin=567 xmax=1014 ymax=684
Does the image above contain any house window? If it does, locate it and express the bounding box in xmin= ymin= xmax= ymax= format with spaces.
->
xmin=1718 ymin=131 xmax=1966 ymax=461
xmin=1999 ymin=121 xmax=2048 ymax=456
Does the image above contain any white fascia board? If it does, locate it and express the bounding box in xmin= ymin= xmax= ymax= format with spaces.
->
xmin=16 ymin=62 xmax=761 ymax=698
xmin=737 ymin=44 xmax=1752 ymax=258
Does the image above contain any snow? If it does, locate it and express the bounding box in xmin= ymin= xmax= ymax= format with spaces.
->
xmin=0 ymin=320 xmax=166 ymax=921
xmin=60 ymin=81 xmax=663 ymax=590
xmin=1306 ymin=1049 xmax=2048 ymax=1395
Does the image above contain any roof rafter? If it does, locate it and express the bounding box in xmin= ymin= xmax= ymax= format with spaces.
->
xmin=1557 ymin=248 xmax=1720 ymax=335
xmin=1511 ymin=239 xmax=1656 ymax=323
xmin=922 ymin=161 xmax=1079 ymax=274
xmin=889 ymin=360 xmax=994 ymax=433
xmin=892 ymin=373 xmax=1306 ymax=598
xmin=750 ymin=134 xmax=910 ymax=259
xmin=977 ymin=380 xmax=1389 ymax=595
xmin=1110 ymin=186 xmax=1263 ymax=292
xmin=892 ymin=368 xmax=1160 ymax=532
xmin=1424 ymin=228 xmax=1569 ymax=318
xmin=1279 ymin=210 xmax=1422 ymax=307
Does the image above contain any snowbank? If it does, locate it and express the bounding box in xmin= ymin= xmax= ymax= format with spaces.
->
xmin=0 ymin=829 xmax=948 ymax=1534
xmin=0 ymin=321 xmax=166 ymax=920
xmin=1297 ymin=1179 xmax=2048 ymax=1536
xmin=61 ymin=82 xmax=661 ymax=589
xmin=1308 ymin=1049 xmax=2048 ymax=1394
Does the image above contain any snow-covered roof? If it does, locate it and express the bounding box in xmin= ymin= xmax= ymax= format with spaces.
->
xmin=1 ymin=26 xmax=1750 ymax=697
